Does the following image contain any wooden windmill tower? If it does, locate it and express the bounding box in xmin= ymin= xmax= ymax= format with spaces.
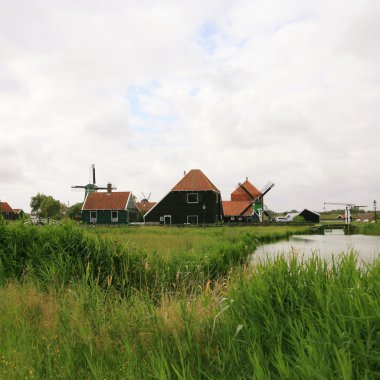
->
xmin=236 ymin=179 xmax=275 ymax=222
xmin=71 ymin=164 xmax=116 ymax=199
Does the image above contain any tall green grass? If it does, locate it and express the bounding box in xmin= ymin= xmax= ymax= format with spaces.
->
xmin=358 ymin=222 xmax=380 ymax=236
xmin=0 ymin=221 xmax=306 ymax=297
xmin=0 ymin=253 xmax=378 ymax=379
xmin=1 ymin=221 xmax=379 ymax=378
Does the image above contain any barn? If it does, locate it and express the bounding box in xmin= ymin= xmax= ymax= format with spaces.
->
xmin=0 ymin=202 xmax=15 ymax=220
xmin=277 ymin=209 xmax=320 ymax=223
xmin=298 ymin=209 xmax=320 ymax=223
xmin=82 ymin=187 xmax=140 ymax=224
xmin=144 ymin=169 xmax=223 ymax=225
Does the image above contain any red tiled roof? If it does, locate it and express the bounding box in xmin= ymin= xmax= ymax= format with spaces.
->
xmin=136 ymin=201 xmax=156 ymax=213
xmin=222 ymin=201 xmax=252 ymax=216
xmin=172 ymin=169 xmax=220 ymax=192
xmin=231 ymin=180 xmax=262 ymax=201
xmin=82 ymin=192 xmax=131 ymax=210
xmin=0 ymin=202 xmax=13 ymax=213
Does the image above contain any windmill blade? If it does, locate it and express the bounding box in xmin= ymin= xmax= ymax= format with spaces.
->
xmin=92 ymin=164 xmax=96 ymax=185
xmin=96 ymin=184 xmax=117 ymax=191
xmin=260 ymin=181 xmax=275 ymax=197
xmin=237 ymin=182 xmax=256 ymax=201
xmin=71 ymin=187 xmax=85 ymax=192
xmin=142 ymin=192 xmax=151 ymax=202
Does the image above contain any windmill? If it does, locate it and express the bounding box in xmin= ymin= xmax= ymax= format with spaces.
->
xmin=324 ymin=202 xmax=367 ymax=224
xmin=237 ymin=180 xmax=275 ymax=222
xmin=71 ymin=164 xmax=117 ymax=199
xmin=141 ymin=192 xmax=151 ymax=203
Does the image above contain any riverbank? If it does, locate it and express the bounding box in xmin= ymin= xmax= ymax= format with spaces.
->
xmin=0 ymin=221 xmax=379 ymax=378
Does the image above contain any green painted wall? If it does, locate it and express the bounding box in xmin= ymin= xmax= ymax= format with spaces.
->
xmin=82 ymin=209 xmax=139 ymax=224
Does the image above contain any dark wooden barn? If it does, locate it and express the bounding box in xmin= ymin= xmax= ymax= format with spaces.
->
xmin=13 ymin=209 xmax=25 ymax=220
xmin=298 ymin=209 xmax=320 ymax=223
xmin=82 ymin=189 xmax=140 ymax=224
xmin=0 ymin=202 xmax=16 ymax=220
xmin=144 ymin=169 xmax=223 ymax=225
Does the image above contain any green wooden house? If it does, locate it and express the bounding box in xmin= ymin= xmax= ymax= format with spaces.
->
xmin=82 ymin=190 xmax=140 ymax=224
xmin=144 ymin=169 xmax=223 ymax=225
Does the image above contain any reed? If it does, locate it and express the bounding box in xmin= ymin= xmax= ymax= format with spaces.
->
xmin=0 ymin=253 xmax=378 ymax=379
xmin=0 ymin=221 xmax=307 ymax=297
xmin=1 ymin=221 xmax=378 ymax=378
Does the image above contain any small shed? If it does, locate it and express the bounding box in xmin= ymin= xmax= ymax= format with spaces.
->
xmin=13 ymin=209 xmax=25 ymax=219
xmin=82 ymin=190 xmax=140 ymax=224
xmin=298 ymin=209 xmax=320 ymax=223
xmin=277 ymin=209 xmax=320 ymax=223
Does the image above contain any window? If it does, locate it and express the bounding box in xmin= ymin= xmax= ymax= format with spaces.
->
xmin=187 ymin=215 xmax=198 ymax=224
xmin=111 ymin=211 xmax=118 ymax=223
xmin=187 ymin=193 xmax=198 ymax=203
xmin=90 ymin=211 xmax=97 ymax=223
xmin=231 ymin=216 xmax=235 ymax=221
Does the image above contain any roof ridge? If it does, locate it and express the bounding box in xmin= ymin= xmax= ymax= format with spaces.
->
xmin=171 ymin=169 xmax=219 ymax=192
xmin=200 ymin=170 xmax=219 ymax=191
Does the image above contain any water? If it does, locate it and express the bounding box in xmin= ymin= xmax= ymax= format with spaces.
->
xmin=252 ymin=234 xmax=380 ymax=265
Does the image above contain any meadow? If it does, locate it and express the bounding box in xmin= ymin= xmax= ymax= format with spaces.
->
xmin=0 ymin=220 xmax=379 ymax=379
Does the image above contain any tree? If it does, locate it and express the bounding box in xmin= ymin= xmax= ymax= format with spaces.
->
xmin=293 ymin=215 xmax=306 ymax=223
xmin=67 ymin=202 xmax=83 ymax=221
xmin=30 ymin=193 xmax=47 ymax=213
xmin=40 ymin=196 xmax=62 ymax=218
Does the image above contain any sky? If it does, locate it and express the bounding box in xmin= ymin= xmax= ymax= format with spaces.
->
xmin=1 ymin=0 xmax=379 ymax=213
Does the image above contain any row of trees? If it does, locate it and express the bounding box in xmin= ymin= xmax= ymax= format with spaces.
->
xmin=30 ymin=193 xmax=82 ymax=220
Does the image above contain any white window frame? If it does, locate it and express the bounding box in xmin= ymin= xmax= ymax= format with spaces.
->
xmin=164 ymin=215 xmax=172 ymax=225
xmin=90 ymin=211 xmax=97 ymax=223
xmin=187 ymin=215 xmax=198 ymax=224
xmin=111 ymin=210 xmax=118 ymax=223
xmin=231 ymin=216 xmax=235 ymax=221
xmin=187 ymin=193 xmax=199 ymax=204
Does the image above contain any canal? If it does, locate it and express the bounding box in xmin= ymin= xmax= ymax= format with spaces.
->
xmin=252 ymin=234 xmax=380 ymax=265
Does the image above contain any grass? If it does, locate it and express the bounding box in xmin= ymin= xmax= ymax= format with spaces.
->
xmin=85 ymin=225 xmax=308 ymax=258
xmin=0 ymin=221 xmax=307 ymax=297
xmin=0 ymin=220 xmax=379 ymax=379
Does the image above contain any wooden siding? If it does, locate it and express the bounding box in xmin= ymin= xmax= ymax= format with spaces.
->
xmin=144 ymin=191 xmax=223 ymax=225
xmin=223 ymin=213 xmax=260 ymax=224
xmin=82 ymin=197 xmax=141 ymax=224
xmin=144 ymin=191 xmax=222 ymax=224
xmin=299 ymin=209 xmax=320 ymax=223
xmin=1 ymin=212 xmax=16 ymax=220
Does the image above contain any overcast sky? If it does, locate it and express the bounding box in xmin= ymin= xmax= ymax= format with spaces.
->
xmin=1 ymin=0 xmax=379 ymax=213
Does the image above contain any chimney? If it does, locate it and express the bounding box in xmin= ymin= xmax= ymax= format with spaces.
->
xmin=246 ymin=177 xmax=248 ymax=181
xmin=184 ymin=171 xmax=186 ymax=176
xmin=107 ymin=183 xmax=112 ymax=194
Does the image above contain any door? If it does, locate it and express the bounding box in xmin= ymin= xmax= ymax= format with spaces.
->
xmin=164 ymin=215 xmax=171 ymax=225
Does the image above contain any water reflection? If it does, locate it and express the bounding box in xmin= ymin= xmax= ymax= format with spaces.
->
xmin=252 ymin=235 xmax=380 ymax=264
